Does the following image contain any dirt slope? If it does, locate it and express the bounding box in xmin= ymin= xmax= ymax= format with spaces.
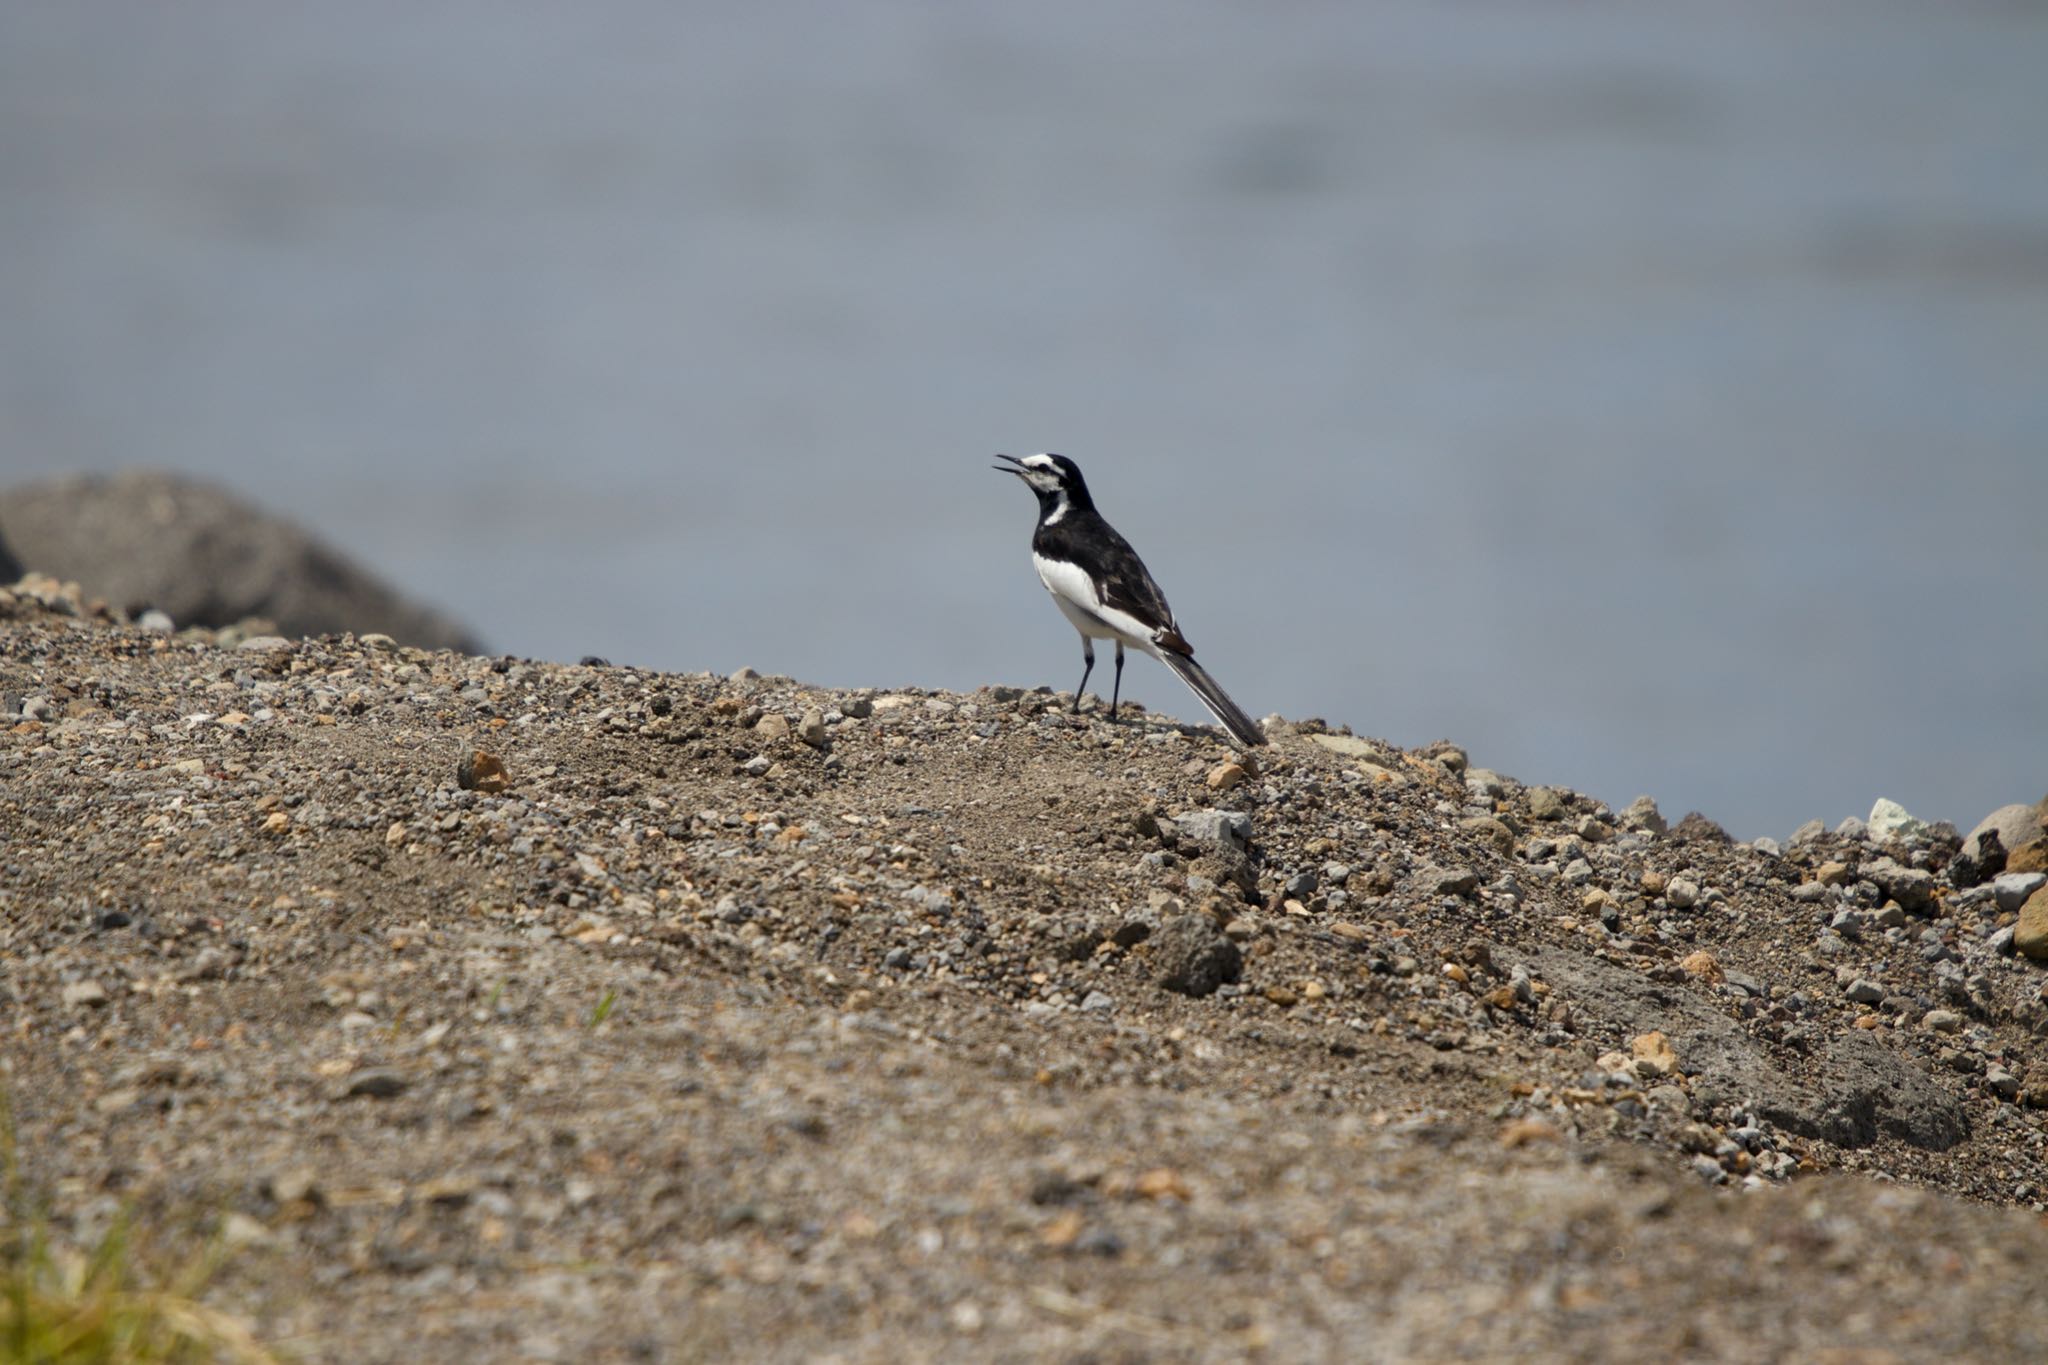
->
xmin=3 ymin=578 xmax=2045 ymax=1362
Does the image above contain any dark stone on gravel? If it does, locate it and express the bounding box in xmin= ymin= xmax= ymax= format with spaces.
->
xmin=344 ymin=1069 xmax=411 ymax=1099
xmin=0 ymin=523 xmax=19 ymax=581
xmin=1668 ymin=812 xmax=1731 ymax=844
xmin=1151 ymin=914 xmax=1242 ymax=997
xmin=1527 ymin=947 xmax=1967 ymax=1151
xmin=0 ymin=470 xmax=480 ymax=650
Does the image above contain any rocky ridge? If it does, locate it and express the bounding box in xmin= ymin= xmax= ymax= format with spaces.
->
xmin=3 ymin=574 xmax=2046 ymax=1361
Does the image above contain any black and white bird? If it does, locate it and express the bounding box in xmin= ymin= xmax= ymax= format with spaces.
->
xmin=995 ymin=452 xmax=1267 ymax=747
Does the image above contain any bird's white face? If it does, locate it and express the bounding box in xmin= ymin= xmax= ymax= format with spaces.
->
xmin=1014 ymin=454 xmax=1066 ymax=494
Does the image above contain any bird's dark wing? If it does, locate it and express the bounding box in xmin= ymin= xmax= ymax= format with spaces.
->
xmin=1035 ymin=510 xmax=1195 ymax=656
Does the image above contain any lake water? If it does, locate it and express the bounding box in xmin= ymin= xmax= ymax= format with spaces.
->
xmin=3 ymin=0 xmax=2044 ymax=839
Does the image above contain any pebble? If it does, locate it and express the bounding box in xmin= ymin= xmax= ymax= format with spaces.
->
xmin=1526 ymin=787 xmax=1567 ymax=821
xmin=1791 ymin=882 xmax=1830 ymax=904
xmin=1079 ymin=991 xmax=1114 ymax=1013
xmin=62 ymin=980 xmax=110 ymax=1008
xmin=1678 ymin=950 xmax=1723 ymax=983
xmin=1151 ymin=915 xmax=1242 ymax=998
xmin=1206 ymin=762 xmax=1246 ymax=793
xmin=1630 ymin=1031 xmax=1679 ymax=1077
xmin=742 ymin=756 xmax=773 ymax=777
xmin=1844 ymin=978 xmax=1885 ymax=1005
xmin=1499 ymin=1118 xmax=1560 ymax=1148
xmin=1646 ymin=1085 xmax=1690 ymax=1114
xmin=344 ymin=1069 xmax=410 ymax=1099
xmin=1428 ymin=866 xmax=1479 ymax=897
xmin=137 ymin=608 xmax=174 ymax=632
xmin=798 ymin=709 xmax=828 ymax=747
xmin=1992 ymin=872 xmax=2046 ymax=913
xmin=1174 ymin=809 xmax=1252 ymax=854
xmin=457 ymin=749 xmax=510 ymax=794
xmin=1665 ymin=878 xmax=1700 ymax=910
xmin=1619 ymin=795 xmax=1667 ymax=834
xmin=754 ymin=712 xmax=791 ymax=743
xmin=1816 ymin=862 xmax=1852 ymax=886
xmin=1922 ymin=1010 xmax=1962 ymax=1034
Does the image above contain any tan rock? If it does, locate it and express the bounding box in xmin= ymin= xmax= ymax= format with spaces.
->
xmin=2008 ymin=841 xmax=2048 ymax=876
xmin=1631 ymin=1031 xmax=1679 ymax=1077
xmin=457 ymin=749 xmax=509 ymax=793
xmin=1134 ymin=1168 xmax=1191 ymax=1201
xmin=1815 ymin=861 xmax=1851 ymax=886
xmin=1679 ymin=950 xmax=1724 ymax=983
xmin=1499 ymin=1118 xmax=1561 ymax=1149
xmin=1206 ymin=762 xmax=1246 ymax=793
xmin=2015 ymin=886 xmax=2048 ymax=961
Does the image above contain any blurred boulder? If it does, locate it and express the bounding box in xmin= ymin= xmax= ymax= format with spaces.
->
xmin=0 ymin=471 xmax=482 ymax=652
xmin=0 ymin=522 xmax=19 ymax=582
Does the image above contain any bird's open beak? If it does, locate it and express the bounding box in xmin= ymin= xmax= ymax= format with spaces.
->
xmin=993 ymin=453 xmax=1026 ymax=476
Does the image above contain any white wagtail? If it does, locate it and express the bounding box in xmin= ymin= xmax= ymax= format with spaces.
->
xmin=996 ymin=453 xmax=1267 ymax=747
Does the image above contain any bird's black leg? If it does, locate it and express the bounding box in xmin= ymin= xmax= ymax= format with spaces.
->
xmin=1109 ymin=642 xmax=1125 ymax=722
xmin=1073 ymin=638 xmax=1095 ymax=714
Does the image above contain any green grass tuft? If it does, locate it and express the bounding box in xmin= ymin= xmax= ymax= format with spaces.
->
xmin=2 ymin=1093 xmax=277 ymax=1364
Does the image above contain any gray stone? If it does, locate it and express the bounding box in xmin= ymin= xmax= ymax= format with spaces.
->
xmin=1872 ymin=862 xmax=1935 ymax=912
xmin=1791 ymin=881 xmax=1830 ymax=904
xmin=1425 ymin=865 xmax=1479 ymax=897
xmin=1527 ymin=946 xmax=1966 ymax=1151
xmin=1619 ymin=796 xmax=1668 ymax=835
xmin=1666 ymin=878 xmax=1700 ymax=910
xmin=1992 ymin=872 xmax=2046 ymax=913
xmin=1464 ymin=769 xmax=1505 ymax=800
xmin=1151 ymin=915 xmax=1242 ymax=998
xmin=1788 ymin=819 xmax=1826 ymax=846
xmin=1174 ymin=809 xmax=1252 ymax=856
xmin=1966 ymin=804 xmax=2040 ymax=866
xmin=1750 ymin=837 xmax=1781 ymax=858
xmin=0 ymin=470 xmax=481 ymax=650
xmin=1527 ymin=787 xmax=1567 ymax=821
xmin=742 ymin=756 xmax=773 ymax=777
xmin=1844 ymin=978 xmax=1884 ymax=1004
xmin=1079 ymin=991 xmax=1115 ymax=1013
xmin=1835 ymin=816 xmax=1868 ymax=841
xmin=137 ymin=608 xmax=174 ymax=632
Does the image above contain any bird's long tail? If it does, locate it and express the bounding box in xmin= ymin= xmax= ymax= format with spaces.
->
xmin=1158 ymin=651 xmax=1268 ymax=748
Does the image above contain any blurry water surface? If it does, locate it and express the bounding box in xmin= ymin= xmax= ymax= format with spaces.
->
xmin=3 ymin=1 xmax=2044 ymax=838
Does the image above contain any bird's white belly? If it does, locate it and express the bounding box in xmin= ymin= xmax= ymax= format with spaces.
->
xmin=1033 ymin=553 xmax=1161 ymax=654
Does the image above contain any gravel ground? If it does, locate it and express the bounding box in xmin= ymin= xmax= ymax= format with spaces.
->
xmin=4 ymin=575 xmax=2047 ymax=1362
